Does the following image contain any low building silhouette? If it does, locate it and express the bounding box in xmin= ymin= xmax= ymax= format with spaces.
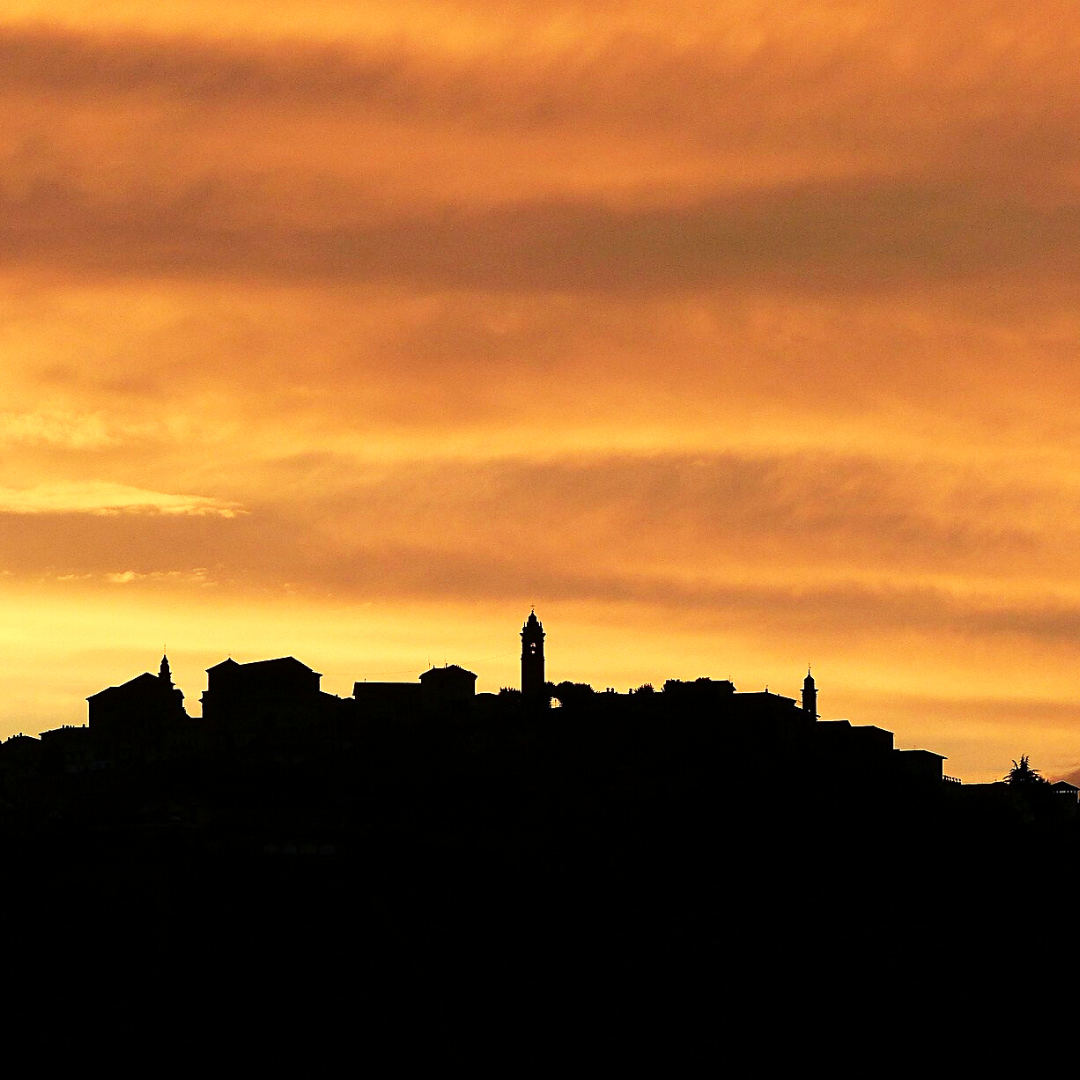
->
xmin=202 ymin=656 xmax=320 ymax=719
xmin=38 ymin=724 xmax=99 ymax=774
xmin=893 ymin=747 xmax=947 ymax=786
xmin=200 ymin=655 xmax=342 ymax=741
xmin=419 ymin=664 xmax=477 ymax=712
xmin=1053 ymin=779 xmax=1079 ymax=804
xmin=351 ymin=664 xmax=479 ymax=719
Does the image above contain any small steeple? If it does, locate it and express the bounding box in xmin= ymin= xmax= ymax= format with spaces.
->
xmin=159 ymin=653 xmax=173 ymax=688
xmin=802 ymin=667 xmax=817 ymax=719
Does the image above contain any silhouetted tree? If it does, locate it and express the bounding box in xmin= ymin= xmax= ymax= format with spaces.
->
xmin=550 ymin=681 xmax=595 ymax=707
xmin=1005 ymin=755 xmax=1047 ymax=786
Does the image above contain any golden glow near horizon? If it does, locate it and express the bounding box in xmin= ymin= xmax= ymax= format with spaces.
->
xmin=2 ymin=1 xmax=1080 ymax=782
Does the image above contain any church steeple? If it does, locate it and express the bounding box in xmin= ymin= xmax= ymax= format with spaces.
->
xmin=159 ymin=653 xmax=173 ymax=689
xmin=521 ymin=609 xmax=546 ymax=703
xmin=802 ymin=668 xmax=817 ymax=719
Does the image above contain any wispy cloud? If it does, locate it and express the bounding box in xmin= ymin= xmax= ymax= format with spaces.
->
xmin=0 ymin=482 xmax=244 ymax=517
xmin=0 ymin=411 xmax=117 ymax=448
xmin=104 ymin=568 xmax=214 ymax=584
xmin=1 ymin=180 xmax=1076 ymax=293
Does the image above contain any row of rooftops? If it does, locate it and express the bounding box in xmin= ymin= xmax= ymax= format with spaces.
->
xmin=0 ymin=611 xmax=965 ymax=788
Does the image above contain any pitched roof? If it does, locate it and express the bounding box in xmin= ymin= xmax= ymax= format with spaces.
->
xmin=87 ymin=671 xmax=162 ymax=701
xmin=420 ymin=664 xmax=477 ymax=680
xmin=207 ymin=656 xmax=320 ymax=676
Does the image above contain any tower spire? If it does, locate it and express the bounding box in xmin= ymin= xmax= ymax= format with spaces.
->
xmin=802 ymin=667 xmax=817 ymax=719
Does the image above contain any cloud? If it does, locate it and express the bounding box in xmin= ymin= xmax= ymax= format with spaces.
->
xmin=5 ymin=276 xmax=1078 ymax=484
xmin=0 ymin=11 xmax=1076 ymax=294
xmin=0 ymin=482 xmax=244 ymax=516
xmin=264 ymin=450 xmax=1080 ymax=586
xmin=5 ymin=448 xmax=1079 ymax=602
xmin=104 ymin=568 xmax=213 ymax=584
xmin=0 ymin=176 xmax=1076 ymax=294
xmin=0 ymin=410 xmax=117 ymax=448
xmin=0 ymin=13 xmax=1076 ymax=162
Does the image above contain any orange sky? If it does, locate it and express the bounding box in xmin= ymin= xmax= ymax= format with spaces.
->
xmin=2 ymin=1 xmax=1079 ymax=781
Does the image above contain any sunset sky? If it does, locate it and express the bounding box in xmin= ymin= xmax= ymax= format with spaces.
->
xmin=2 ymin=1 xmax=1079 ymax=781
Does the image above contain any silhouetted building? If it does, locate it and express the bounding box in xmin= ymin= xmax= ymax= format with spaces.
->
xmin=0 ymin=732 xmax=42 ymax=794
xmin=731 ymin=690 xmax=801 ymax=718
xmin=521 ymin=609 xmax=546 ymax=702
xmin=661 ymin=677 xmax=737 ymax=702
xmin=419 ymin=664 xmax=477 ymax=712
xmin=352 ymin=664 xmax=478 ymax=718
xmin=1052 ymin=780 xmax=1079 ymax=804
xmin=815 ymin=720 xmax=893 ymax=757
xmin=0 ymin=733 xmax=40 ymax=764
xmin=201 ymin=656 xmax=335 ymax=734
xmin=39 ymin=724 xmax=98 ymax=774
xmin=87 ymin=654 xmax=188 ymax=742
xmin=893 ymin=748 xmax=946 ymax=785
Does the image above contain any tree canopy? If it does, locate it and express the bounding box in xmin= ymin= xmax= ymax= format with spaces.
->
xmin=1005 ymin=755 xmax=1047 ymax=785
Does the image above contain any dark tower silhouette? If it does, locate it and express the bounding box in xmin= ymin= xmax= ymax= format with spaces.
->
xmin=802 ymin=668 xmax=818 ymax=719
xmin=160 ymin=653 xmax=173 ymax=688
xmin=521 ymin=609 xmax=546 ymax=702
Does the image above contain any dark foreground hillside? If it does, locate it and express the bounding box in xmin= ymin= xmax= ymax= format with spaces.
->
xmin=2 ymin=692 xmax=1077 ymax=1059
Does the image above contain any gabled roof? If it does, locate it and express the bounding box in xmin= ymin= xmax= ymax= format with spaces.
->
xmin=735 ymin=691 xmax=797 ymax=707
xmin=87 ymin=671 xmax=162 ymax=701
xmin=207 ymin=656 xmax=320 ymax=676
xmin=420 ymin=664 xmax=477 ymax=680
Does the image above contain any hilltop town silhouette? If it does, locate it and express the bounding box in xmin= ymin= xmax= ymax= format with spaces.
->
xmin=2 ymin=610 xmax=1078 ymax=1046
xmin=4 ymin=608 xmax=1072 ymax=813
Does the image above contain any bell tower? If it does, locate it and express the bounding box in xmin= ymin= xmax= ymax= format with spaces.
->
xmin=521 ymin=609 xmax=546 ymax=702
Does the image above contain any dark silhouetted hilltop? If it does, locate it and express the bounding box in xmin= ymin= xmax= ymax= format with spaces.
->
xmin=1 ymin=614 xmax=1077 ymax=1051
